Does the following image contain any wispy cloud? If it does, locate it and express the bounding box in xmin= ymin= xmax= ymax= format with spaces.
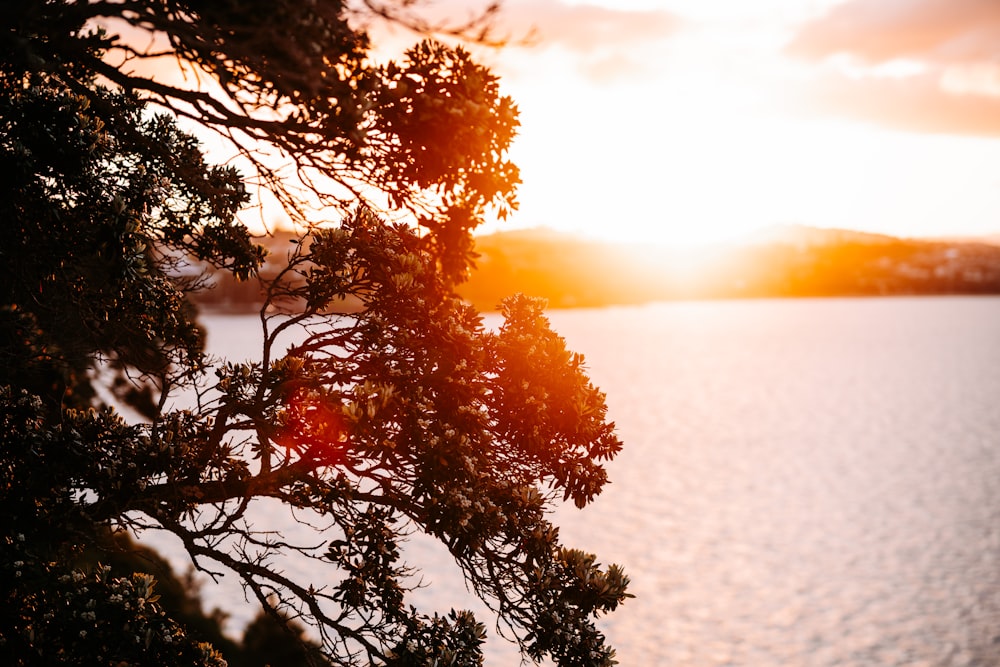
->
xmin=493 ymin=1 xmax=682 ymax=82
xmin=787 ymin=0 xmax=1000 ymax=65
xmin=364 ymin=1 xmax=683 ymax=84
xmin=784 ymin=0 xmax=1000 ymax=135
xmin=791 ymin=71 xmax=1000 ymax=136
xmin=504 ymin=1 xmax=682 ymax=53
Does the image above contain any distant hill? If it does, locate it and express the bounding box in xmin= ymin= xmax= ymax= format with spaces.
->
xmin=924 ymin=232 xmax=1000 ymax=247
xmin=181 ymin=225 xmax=1000 ymax=312
xmin=458 ymin=226 xmax=1000 ymax=310
xmin=741 ymin=224 xmax=899 ymax=247
xmin=185 ymin=230 xmax=364 ymax=313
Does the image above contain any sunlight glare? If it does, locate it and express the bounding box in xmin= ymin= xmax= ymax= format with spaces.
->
xmin=484 ymin=0 xmax=1000 ymax=247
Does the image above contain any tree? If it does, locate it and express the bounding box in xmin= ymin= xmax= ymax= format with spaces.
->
xmin=0 ymin=2 xmax=630 ymax=665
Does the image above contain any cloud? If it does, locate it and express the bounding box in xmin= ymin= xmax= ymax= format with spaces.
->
xmin=502 ymin=1 xmax=682 ymax=53
xmin=783 ymin=0 xmax=1000 ymax=135
xmin=787 ymin=0 xmax=1000 ymax=65
xmin=486 ymin=1 xmax=683 ymax=83
xmin=363 ymin=1 xmax=682 ymax=53
xmin=363 ymin=1 xmax=682 ymax=83
xmin=790 ymin=70 xmax=1000 ymax=136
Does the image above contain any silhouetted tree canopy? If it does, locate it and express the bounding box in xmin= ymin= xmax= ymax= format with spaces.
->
xmin=1 ymin=2 xmax=629 ymax=665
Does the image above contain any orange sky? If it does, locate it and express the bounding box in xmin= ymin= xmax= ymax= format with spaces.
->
xmin=107 ymin=1 xmax=1000 ymax=247
xmin=446 ymin=0 xmax=1000 ymax=245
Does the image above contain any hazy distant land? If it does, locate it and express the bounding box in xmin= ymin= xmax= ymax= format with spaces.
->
xmin=190 ymin=225 xmax=1000 ymax=312
xmin=459 ymin=225 xmax=1000 ymax=310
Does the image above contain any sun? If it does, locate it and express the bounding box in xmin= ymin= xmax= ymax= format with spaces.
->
xmin=492 ymin=68 xmax=786 ymax=247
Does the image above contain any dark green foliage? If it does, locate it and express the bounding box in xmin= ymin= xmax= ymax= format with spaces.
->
xmin=0 ymin=65 xmax=261 ymax=418
xmin=76 ymin=530 xmax=244 ymax=662
xmin=387 ymin=609 xmax=487 ymax=666
xmin=1 ymin=2 xmax=629 ymax=666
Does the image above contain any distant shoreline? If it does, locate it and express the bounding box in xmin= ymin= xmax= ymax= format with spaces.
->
xmin=188 ymin=226 xmax=1000 ymax=313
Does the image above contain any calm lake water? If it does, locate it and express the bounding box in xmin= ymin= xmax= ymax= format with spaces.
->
xmin=150 ymin=297 xmax=1000 ymax=666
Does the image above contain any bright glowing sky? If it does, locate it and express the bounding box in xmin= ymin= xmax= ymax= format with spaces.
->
xmin=454 ymin=0 xmax=1000 ymax=245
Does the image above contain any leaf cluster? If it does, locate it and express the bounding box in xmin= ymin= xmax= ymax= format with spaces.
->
xmin=1 ymin=2 xmax=629 ymax=666
xmin=0 ymin=62 xmax=262 ymax=417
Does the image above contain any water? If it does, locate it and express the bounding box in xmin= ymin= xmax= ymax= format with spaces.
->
xmin=150 ymin=297 xmax=1000 ymax=666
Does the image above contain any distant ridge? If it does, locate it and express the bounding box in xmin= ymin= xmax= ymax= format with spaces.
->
xmin=741 ymin=224 xmax=899 ymax=247
xmin=182 ymin=224 xmax=1000 ymax=312
xmin=922 ymin=232 xmax=1000 ymax=247
xmin=459 ymin=225 xmax=1000 ymax=310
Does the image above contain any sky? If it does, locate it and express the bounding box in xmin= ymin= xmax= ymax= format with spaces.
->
xmin=443 ymin=0 xmax=1000 ymax=246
